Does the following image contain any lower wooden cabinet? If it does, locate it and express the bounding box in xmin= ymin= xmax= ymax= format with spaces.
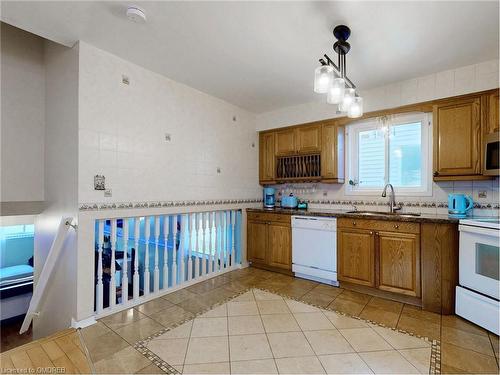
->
xmin=377 ymin=231 xmax=421 ymax=297
xmin=338 ymin=219 xmax=421 ymax=298
xmin=247 ymin=213 xmax=292 ymax=273
xmin=338 ymin=228 xmax=375 ymax=287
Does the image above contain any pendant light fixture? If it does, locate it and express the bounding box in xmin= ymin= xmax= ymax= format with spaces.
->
xmin=314 ymin=25 xmax=363 ymax=118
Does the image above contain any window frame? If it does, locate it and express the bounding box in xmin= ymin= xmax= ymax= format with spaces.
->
xmin=346 ymin=112 xmax=432 ymax=197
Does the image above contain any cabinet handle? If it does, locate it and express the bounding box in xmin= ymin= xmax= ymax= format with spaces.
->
xmin=352 ymin=221 xmax=357 ymax=226
xmin=394 ymin=224 xmax=400 ymax=229
xmin=375 ymin=232 xmax=379 ymax=236
xmin=370 ymin=231 xmax=374 ymax=235
xmin=433 ymin=171 xmax=439 ymax=177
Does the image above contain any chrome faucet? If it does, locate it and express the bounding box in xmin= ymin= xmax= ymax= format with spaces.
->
xmin=382 ymin=183 xmax=401 ymax=213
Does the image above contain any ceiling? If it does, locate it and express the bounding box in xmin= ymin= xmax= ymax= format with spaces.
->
xmin=1 ymin=1 xmax=498 ymax=113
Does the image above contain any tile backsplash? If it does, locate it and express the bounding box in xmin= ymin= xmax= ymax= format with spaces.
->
xmin=272 ymin=179 xmax=500 ymax=216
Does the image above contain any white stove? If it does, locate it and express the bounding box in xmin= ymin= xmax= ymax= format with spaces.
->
xmin=456 ymin=217 xmax=500 ymax=334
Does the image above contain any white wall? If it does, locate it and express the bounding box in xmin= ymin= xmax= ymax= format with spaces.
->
xmin=0 ymin=23 xmax=45 ymax=204
xmin=33 ymin=40 xmax=79 ymax=338
xmin=78 ymin=42 xmax=260 ymax=205
xmin=257 ymin=59 xmax=499 ymax=130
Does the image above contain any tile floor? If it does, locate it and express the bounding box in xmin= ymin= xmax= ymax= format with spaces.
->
xmin=79 ymin=267 xmax=499 ymax=374
xmin=143 ymin=289 xmax=432 ymax=374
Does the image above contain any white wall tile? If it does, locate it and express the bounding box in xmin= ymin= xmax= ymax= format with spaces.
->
xmin=453 ymin=64 xmax=476 ymax=95
xmin=78 ymin=42 xmax=260 ymax=204
xmin=417 ymin=74 xmax=436 ymax=102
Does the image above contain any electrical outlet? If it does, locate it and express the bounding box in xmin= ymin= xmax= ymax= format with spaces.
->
xmin=323 ymin=191 xmax=328 ymax=197
xmin=122 ymin=75 xmax=130 ymax=85
xmin=104 ymin=189 xmax=112 ymax=197
xmin=165 ymin=133 xmax=172 ymax=142
xmin=217 ymin=167 xmax=221 ymax=174
xmin=478 ymin=190 xmax=487 ymax=199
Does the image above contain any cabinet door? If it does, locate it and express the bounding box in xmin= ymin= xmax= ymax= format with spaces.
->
xmin=488 ymin=91 xmax=499 ymax=134
xmin=321 ymin=123 xmax=344 ymax=180
xmin=259 ymin=132 xmax=275 ymax=184
xmin=247 ymin=221 xmax=268 ymax=265
xmin=377 ymin=231 xmax=421 ymax=297
xmin=338 ymin=228 xmax=375 ymax=287
xmin=433 ymin=98 xmax=481 ymax=177
xmin=267 ymin=223 xmax=292 ymax=270
xmin=275 ymin=129 xmax=296 ymax=156
xmin=297 ymin=125 xmax=321 ymax=153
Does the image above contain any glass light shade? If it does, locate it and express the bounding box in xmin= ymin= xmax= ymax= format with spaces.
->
xmin=348 ymin=96 xmax=364 ymax=118
xmin=314 ymin=65 xmax=334 ymax=93
xmin=327 ymin=78 xmax=345 ymax=104
xmin=338 ymin=88 xmax=355 ymax=112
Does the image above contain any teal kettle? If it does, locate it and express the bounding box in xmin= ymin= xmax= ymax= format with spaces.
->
xmin=448 ymin=194 xmax=474 ymax=218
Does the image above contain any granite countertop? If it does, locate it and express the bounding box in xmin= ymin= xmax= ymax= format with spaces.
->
xmin=247 ymin=207 xmax=459 ymax=224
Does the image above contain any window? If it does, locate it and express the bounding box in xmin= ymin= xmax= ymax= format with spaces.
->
xmin=347 ymin=113 xmax=431 ymax=195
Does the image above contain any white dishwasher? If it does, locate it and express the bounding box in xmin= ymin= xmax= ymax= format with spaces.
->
xmin=292 ymin=216 xmax=338 ymax=286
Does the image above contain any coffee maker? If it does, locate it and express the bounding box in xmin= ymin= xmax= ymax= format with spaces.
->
xmin=263 ymin=187 xmax=276 ymax=208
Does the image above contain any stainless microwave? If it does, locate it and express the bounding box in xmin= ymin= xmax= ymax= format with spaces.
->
xmin=484 ymin=132 xmax=499 ymax=175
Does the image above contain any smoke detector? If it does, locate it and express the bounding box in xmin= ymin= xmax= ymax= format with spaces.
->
xmin=126 ymin=6 xmax=147 ymax=23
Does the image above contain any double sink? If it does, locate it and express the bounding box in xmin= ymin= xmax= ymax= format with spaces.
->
xmin=345 ymin=210 xmax=421 ymax=218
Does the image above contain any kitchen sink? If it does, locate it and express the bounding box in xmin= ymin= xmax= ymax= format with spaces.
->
xmin=346 ymin=210 xmax=421 ymax=217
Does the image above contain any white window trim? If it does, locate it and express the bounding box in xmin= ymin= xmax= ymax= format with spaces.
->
xmin=346 ymin=112 xmax=433 ymax=197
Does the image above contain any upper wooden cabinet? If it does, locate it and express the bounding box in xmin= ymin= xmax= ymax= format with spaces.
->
xmin=433 ymin=97 xmax=482 ymax=179
xmin=296 ymin=125 xmax=321 ymax=153
xmin=321 ymin=123 xmax=345 ymax=182
xmin=275 ymin=129 xmax=296 ymax=156
xmin=487 ymin=91 xmax=499 ymax=134
xmin=259 ymin=132 xmax=275 ymax=184
xmin=259 ymin=122 xmax=344 ymax=185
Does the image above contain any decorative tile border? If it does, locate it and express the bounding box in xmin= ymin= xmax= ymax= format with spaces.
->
xmin=79 ymin=198 xmax=263 ymax=211
xmin=80 ymin=196 xmax=499 ymax=212
xmin=132 ymin=286 xmax=441 ymax=375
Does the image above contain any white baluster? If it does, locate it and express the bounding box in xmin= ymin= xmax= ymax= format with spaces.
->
xmin=133 ymin=218 xmax=140 ymax=300
xmin=215 ymin=212 xmax=221 ymax=272
xmin=187 ymin=214 xmax=193 ymax=281
xmin=96 ymin=220 xmax=104 ymax=313
xmin=163 ymin=215 xmax=169 ymax=290
xmin=209 ymin=212 xmax=214 ymax=274
xmin=201 ymin=212 xmax=207 ymax=277
xmin=231 ymin=211 xmax=236 ymax=268
xmin=122 ymin=218 xmax=129 ymax=304
xmin=194 ymin=213 xmax=200 ymax=279
xmin=153 ymin=216 xmax=160 ymax=293
xmin=179 ymin=214 xmax=186 ymax=283
xmin=172 ymin=215 xmax=178 ymax=286
xmin=110 ymin=219 xmax=117 ymax=308
xmin=222 ymin=211 xmax=227 ymax=270
xmin=144 ymin=217 xmax=151 ymax=296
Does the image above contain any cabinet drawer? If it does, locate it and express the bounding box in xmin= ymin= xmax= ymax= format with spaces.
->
xmin=338 ymin=218 xmax=420 ymax=234
xmin=248 ymin=212 xmax=291 ymax=225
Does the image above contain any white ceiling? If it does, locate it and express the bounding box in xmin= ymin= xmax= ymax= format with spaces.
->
xmin=1 ymin=1 xmax=498 ymax=113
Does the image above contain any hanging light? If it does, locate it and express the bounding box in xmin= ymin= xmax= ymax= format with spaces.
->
xmin=314 ymin=65 xmax=334 ymax=93
xmin=347 ymin=96 xmax=363 ymax=118
xmin=314 ymin=25 xmax=363 ymax=114
xmin=327 ymin=78 xmax=345 ymax=104
xmin=339 ymin=88 xmax=355 ymax=112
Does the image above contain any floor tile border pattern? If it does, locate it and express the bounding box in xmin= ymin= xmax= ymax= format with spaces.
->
xmin=130 ymin=287 xmax=441 ymax=374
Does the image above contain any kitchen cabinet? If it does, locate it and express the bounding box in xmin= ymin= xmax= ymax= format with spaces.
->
xmin=259 ymin=132 xmax=276 ymax=184
xmin=486 ymin=91 xmax=499 ymax=134
xmin=321 ymin=123 xmax=344 ymax=182
xmin=259 ymin=121 xmax=344 ymax=185
xmin=296 ymin=125 xmax=321 ymax=153
xmin=433 ymin=97 xmax=482 ymax=179
xmin=338 ymin=227 xmax=375 ymax=287
xmin=338 ymin=218 xmax=421 ymax=298
xmin=275 ymin=129 xmax=296 ymax=156
xmin=377 ymin=231 xmax=421 ymax=297
xmin=247 ymin=212 xmax=292 ymax=274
